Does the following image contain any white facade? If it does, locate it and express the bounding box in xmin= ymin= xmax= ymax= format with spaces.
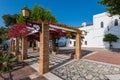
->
xmin=66 ymin=38 xmax=75 ymax=47
xmin=79 ymin=12 xmax=120 ymax=48
xmin=58 ymin=37 xmax=75 ymax=47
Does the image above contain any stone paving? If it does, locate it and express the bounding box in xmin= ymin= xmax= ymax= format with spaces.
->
xmin=24 ymin=52 xmax=71 ymax=71
xmin=25 ymin=50 xmax=120 ymax=80
xmin=0 ymin=62 xmax=47 ymax=80
xmin=51 ymin=59 xmax=120 ymax=80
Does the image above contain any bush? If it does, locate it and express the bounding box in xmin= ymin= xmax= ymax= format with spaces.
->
xmin=0 ymin=51 xmax=18 ymax=80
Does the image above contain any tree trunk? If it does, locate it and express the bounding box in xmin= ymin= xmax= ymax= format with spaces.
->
xmin=9 ymin=71 xmax=13 ymax=80
xmin=109 ymin=42 xmax=112 ymax=49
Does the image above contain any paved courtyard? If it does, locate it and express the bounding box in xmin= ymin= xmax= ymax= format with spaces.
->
xmin=0 ymin=62 xmax=47 ymax=80
xmin=84 ymin=52 xmax=120 ymax=66
xmin=24 ymin=52 xmax=71 ymax=71
xmin=24 ymin=50 xmax=120 ymax=80
xmin=51 ymin=59 xmax=120 ymax=80
xmin=5 ymin=47 xmax=119 ymax=80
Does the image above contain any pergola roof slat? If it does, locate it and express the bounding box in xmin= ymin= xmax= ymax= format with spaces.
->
xmin=49 ymin=24 xmax=77 ymax=32
xmin=8 ymin=22 xmax=81 ymax=38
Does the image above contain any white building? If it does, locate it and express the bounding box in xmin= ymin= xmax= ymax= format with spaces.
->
xmin=66 ymin=38 xmax=75 ymax=47
xmin=58 ymin=37 xmax=75 ymax=47
xmin=79 ymin=12 xmax=120 ymax=49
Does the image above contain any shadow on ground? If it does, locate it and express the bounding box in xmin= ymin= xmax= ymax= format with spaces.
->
xmin=109 ymin=48 xmax=120 ymax=53
xmin=26 ymin=52 xmax=73 ymax=71
xmin=57 ymin=48 xmax=93 ymax=58
xmin=0 ymin=62 xmax=36 ymax=80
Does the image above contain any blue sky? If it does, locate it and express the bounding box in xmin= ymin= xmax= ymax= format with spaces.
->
xmin=0 ymin=0 xmax=106 ymax=27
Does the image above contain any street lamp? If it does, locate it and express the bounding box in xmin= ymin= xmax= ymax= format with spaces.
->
xmin=21 ymin=7 xmax=42 ymax=32
xmin=22 ymin=7 xmax=30 ymax=18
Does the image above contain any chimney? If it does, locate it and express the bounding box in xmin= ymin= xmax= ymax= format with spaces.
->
xmin=82 ymin=22 xmax=87 ymax=27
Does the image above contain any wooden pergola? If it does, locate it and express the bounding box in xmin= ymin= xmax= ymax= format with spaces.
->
xmin=9 ymin=22 xmax=82 ymax=74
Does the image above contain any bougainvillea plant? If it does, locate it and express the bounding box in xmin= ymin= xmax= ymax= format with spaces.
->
xmin=8 ymin=22 xmax=31 ymax=38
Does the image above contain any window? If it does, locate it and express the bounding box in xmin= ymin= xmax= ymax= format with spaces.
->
xmin=114 ymin=19 xmax=118 ymax=26
xmin=101 ymin=22 xmax=104 ymax=28
xmin=70 ymin=41 xmax=72 ymax=44
xmin=85 ymin=41 xmax=87 ymax=45
xmin=84 ymin=31 xmax=87 ymax=35
xmin=74 ymin=41 xmax=76 ymax=46
xmin=107 ymin=26 xmax=109 ymax=31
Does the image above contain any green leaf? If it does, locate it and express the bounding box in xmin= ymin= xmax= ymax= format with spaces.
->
xmin=103 ymin=33 xmax=119 ymax=42
xmin=0 ymin=51 xmax=17 ymax=73
xmin=9 ymin=56 xmax=18 ymax=62
xmin=98 ymin=0 xmax=120 ymax=15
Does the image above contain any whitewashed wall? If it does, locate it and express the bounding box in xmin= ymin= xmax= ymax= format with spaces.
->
xmin=66 ymin=38 xmax=75 ymax=47
xmin=79 ymin=12 xmax=120 ymax=48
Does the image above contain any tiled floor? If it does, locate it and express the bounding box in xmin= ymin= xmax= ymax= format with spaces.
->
xmin=84 ymin=52 xmax=120 ymax=65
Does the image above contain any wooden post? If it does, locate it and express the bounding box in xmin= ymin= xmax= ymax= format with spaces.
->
xmin=21 ymin=37 xmax=27 ymax=60
xmin=10 ymin=39 xmax=13 ymax=52
xmin=32 ymin=41 xmax=34 ymax=51
xmin=39 ymin=22 xmax=49 ymax=74
xmin=12 ymin=40 xmax=15 ymax=52
xmin=52 ymin=37 xmax=57 ymax=55
xmin=15 ymin=38 xmax=19 ymax=55
xmin=75 ymin=32 xmax=81 ymax=59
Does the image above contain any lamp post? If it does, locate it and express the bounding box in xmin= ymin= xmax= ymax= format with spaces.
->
xmin=21 ymin=7 xmax=49 ymax=74
xmin=21 ymin=7 xmax=42 ymax=60
xmin=22 ymin=7 xmax=30 ymax=18
xmin=21 ymin=7 xmax=42 ymax=32
xmin=21 ymin=7 xmax=30 ymax=25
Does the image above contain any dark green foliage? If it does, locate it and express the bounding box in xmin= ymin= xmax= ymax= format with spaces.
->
xmin=0 ymin=38 xmax=2 ymax=44
xmin=0 ymin=51 xmax=18 ymax=73
xmin=103 ymin=33 xmax=119 ymax=49
xmin=0 ymin=27 xmax=8 ymax=42
xmin=16 ymin=14 xmax=24 ymax=24
xmin=2 ymin=14 xmax=19 ymax=27
xmin=17 ymin=5 xmax=57 ymax=23
xmin=2 ymin=5 xmax=57 ymax=26
xmin=0 ymin=51 xmax=18 ymax=80
xmin=103 ymin=33 xmax=119 ymax=42
xmin=98 ymin=0 xmax=120 ymax=16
